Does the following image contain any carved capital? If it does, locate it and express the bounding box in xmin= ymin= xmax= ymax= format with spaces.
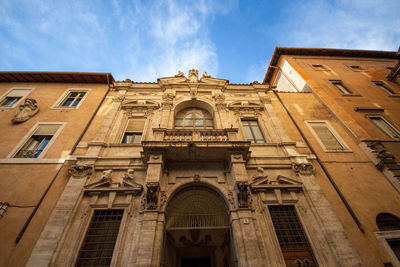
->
xmin=292 ymin=162 xmax=315 ymax=176
xmin=69 ymin=163 xmax=94 ymax=178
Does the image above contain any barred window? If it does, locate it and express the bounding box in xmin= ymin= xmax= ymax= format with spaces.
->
xmin=269 ymin=206 xmax=318 ymax=267
xmin=76 ymin=209 xmax=124 ymax=267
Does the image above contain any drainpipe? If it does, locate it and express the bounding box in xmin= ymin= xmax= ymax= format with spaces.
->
xmin=273 ymin=90 xmax=365 ymax=233
xmin=16 ymin=75 xmax=112 ymax=243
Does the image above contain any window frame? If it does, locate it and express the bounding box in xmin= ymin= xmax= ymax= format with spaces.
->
xmin=373 ymin=81 xmax=395 ymax=95
xmin=329 ymin=80 xmax=354 ymax=95
xmin=174 ymin=107 xmax=214 ymax=129
xmin=311 ymin=64 xmax=330 ymax=71
xmin=52 ymin=88 xmax=90 ymax=109
xmin=75 ymin=209 xmax=125 ymax=267
xmin=241 ymin=119 xmax=266 ymax=144
xmin=0 ymin=87 xmax=34 ymax=108
xmin=305 ymin=120 xmax=351 ymax=152
xmin=7 ymin=122 xmax=66 ymax=159
xmin=366 ymin=115 xmax=400 ymax=139
xmin=120 ymin=117 xmax=146 ymax=145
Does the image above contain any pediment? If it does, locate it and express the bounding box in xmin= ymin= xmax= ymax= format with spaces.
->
xmin=121 ymin=99 xmax=160 ymax=109
xmin=84 ymin=177 xmax=143 ymax=191
xmin=251 ymin=175 xmax=302 ymax=191
xmin=228 ymin=101 xmax=264 ymax=110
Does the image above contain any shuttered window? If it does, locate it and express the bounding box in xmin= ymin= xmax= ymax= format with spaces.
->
xmin=307 ymin=122 xmax=347 ymax=151
xmin=122 ymin=118 xmax=145 ymax=144
xmin=0 ymin=88 xmax=32 ymax=107
xmin=14 ymin=124 xmax=61 ymax=158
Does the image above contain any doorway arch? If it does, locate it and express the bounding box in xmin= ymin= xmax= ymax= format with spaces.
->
xmin=163 ymin=186 xmax=235 ymax=267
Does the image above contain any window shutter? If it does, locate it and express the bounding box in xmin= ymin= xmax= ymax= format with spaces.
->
xmin=126 ymin=118 xmax=145 ymax=132
xmin=7 ymin=89 xmax=31 ymax=97
xmin=309 ymin=122 xmax=345 ymax=151
xmin=34 ymin=124 xmax=60 ymax=135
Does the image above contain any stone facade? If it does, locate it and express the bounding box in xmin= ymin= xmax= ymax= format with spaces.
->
xmin=26 ymin=70 xmax=362 ymax=266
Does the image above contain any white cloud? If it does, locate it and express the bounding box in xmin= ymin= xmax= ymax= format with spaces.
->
xmin=276 ymin=0 xmax=400 ymax=51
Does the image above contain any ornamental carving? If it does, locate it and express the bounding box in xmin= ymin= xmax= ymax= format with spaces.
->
xmin=188 ymin=69 xmax=199 ymax=83
xmin=175 ymin=70 xmax=185 ymax=78
xmin=12 ymin=98 xmax=39 ymax=123
xmin=159 ymin=191 xmax=167 ymax=210
xmin=202 ymin=72 xmax=211 ymax=79
xmin=122 ymin=169 xmax=143 ymax=190
xmin=228 ymin=101 xmax=264 ymax=116
xmin=236 ymin=182 xmax=251 ymax=208
xmin=292 ymin=162 xmax=315 ymax=176
xmin=214 ymin=93 xmax=226 ymax=109
xmin=162 ymin=93 xmax=174 ymax=109
xmin=69 ymin=163 xmax=94 ymax=178
xmin=145 ymin=182 xmax=159 ymax=210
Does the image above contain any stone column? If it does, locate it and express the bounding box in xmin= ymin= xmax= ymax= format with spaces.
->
xmin=135 ymin=154 xmax=164 ymax=267
xmin=229 ymin=154 xmax=265 ymax=267
xmin=26 ymin=164 xmax=93 ymax=267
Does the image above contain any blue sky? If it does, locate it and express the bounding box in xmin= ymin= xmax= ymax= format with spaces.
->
xmin=0 ymin=0 xmax=399 ymax=83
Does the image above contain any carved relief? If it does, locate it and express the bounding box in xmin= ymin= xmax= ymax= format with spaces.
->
xmin=292 ymin=163 xmax=315 ymax=176
xmin=159 ymin=191 xmax=167 ymax=210
xmin=145 ymin=182 xmax=159 ymax=210
xmin=100 ymin=169 xmax=113 ymax=181
xmin=214 ymin=93 xmax=226 ymax=109
xmin=228 ymin=191 xmax=236 ymax=209
xmin=227 ymin=100 xmax=264 ymax=117
xmin=162 ymin=92 xmax=174 ymax=109
xmin=113 ymin=91 xmax=125 ymax=102
xmin=12 ymin=98 xmax=39 ymax=123
xmin=188 ymin=69 xmax=199 ymax=83
xmin=260 ymin=96 xmax=271 ymax=104
xmin=236 ymin=182 xmax=251 ymax=208
xmin=68 ymin=163 xmax=94 ymax=178
xmin=122 ymin=169 xmax=143 ymax=190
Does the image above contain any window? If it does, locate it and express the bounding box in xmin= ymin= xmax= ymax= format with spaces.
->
xmin=55 ymin=90 xmax=88 ymax=108
xmin=122 ymin=118 xmax=145 ymax=144
xmin=376 ymin=213 xmax=400 ymax=263
xmin=0 ymin=88 xmax=32 ymax=107
xmin=76 ymin=209 xmax=123 ymax=267
xmin=330 ymin=80 xmax=352 ymax=95
xmin=374 ymin=81 xmax=395 ymax=95
xmin=241 ymin=120 xmax=265 ymax=143
xmin=269 ymin=206 xmax=318 ymax=266
xmin=368 ymin=116 xmax=400 ymax=138
xmin=174 ymin=108 xmax=213 ymax=129
xmin=13 ymin=124 xmax=62 ymax=158
xmin=311 ymin=64 xmax=329 ymax=71
xmin=307 ymin=121 xmax=348 ymax=151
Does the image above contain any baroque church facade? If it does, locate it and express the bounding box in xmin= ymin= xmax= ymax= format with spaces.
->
xmin=1 ymin=48 xmax=400 ymax=266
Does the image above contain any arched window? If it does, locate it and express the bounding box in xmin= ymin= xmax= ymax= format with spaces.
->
xmin=377 ymin=213 xmax=400 ymax=231
xmin=174 ymin=108 xmax=213 ymax=129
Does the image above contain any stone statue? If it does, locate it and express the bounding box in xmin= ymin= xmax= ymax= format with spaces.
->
xmin=202 ymin=72 xmax=211 ymax=79
xmin=100 ymin=169 xmax=112 ymax=181
xmin=236 ymin=182 xmax=250 ymax=208
xmin=12 ymin=98 xmax=39 ymax=123
xmin=146 ymin=183 xmax=159 ymax=210
xmin=175 ymin=70 xmax=185 ymax=77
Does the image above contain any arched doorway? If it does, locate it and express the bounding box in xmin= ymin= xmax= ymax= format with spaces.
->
xmin=162 ymin=186 xmax=235 ymax=267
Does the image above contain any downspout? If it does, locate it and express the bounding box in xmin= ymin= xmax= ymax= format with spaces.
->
xmin=16 ymin=75 xmax=112 ymax=243
xmin=273 ymin=90 xmax=365 ymax=233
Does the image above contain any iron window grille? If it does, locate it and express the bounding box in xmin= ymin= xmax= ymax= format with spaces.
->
xmin=76 ymin=209 xmax=124 ymax=267
xmin=269 ymin=205 xmax=318 ymax=267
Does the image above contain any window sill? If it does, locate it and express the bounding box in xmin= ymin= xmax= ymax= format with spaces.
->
xmin=0 ymin=158 xmax=66 ymax=164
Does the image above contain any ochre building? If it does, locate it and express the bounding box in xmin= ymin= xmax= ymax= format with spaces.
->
xmin=0 ymin=47 xmax=399 ymax=267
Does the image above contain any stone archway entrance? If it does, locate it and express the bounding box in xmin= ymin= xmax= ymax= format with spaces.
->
xmin=162 ymin=186 xmax=235 ymax=267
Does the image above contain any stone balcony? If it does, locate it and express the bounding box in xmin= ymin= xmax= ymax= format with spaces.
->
xmin=142 ymin=128 xmax=251 ymax=162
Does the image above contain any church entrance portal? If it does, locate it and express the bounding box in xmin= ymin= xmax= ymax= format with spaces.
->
xmin=162 ymin=186 xmax=235 ymax=267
